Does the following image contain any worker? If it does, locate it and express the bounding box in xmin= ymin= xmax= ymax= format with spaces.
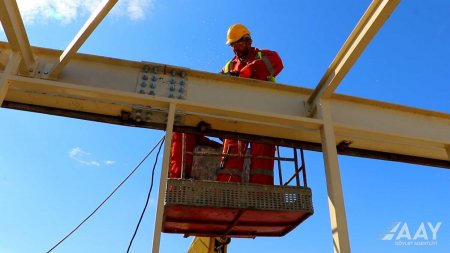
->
xmin=217 ymin=24 xmax=284 ymax=185
xmin=169 ymin=132 xmax=222 ymax=179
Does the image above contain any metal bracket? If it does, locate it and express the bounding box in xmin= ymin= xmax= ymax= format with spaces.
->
xmin=304 ymin=100 xmax=317 ymax=118
xmin=19 ymin=60 xmax=37 ymax=77
xmin=131 ymin=105 xmax=184 ymax=125
xmin=38 ymin=62 xmax=55 ymax=79
xmin=136 ymin=64 xmax=188 ymax=99
xmin=337 ymin=140 xmax=353 ymax=151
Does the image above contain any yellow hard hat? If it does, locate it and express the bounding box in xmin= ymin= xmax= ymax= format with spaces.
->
xmin=226 ymin=24 xmax=251 ymax=44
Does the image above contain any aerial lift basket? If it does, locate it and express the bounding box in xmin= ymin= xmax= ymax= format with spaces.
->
xmin=162 ymin=143 xmax=313 ymax=238
xmin=163 ymin=178 xmax=313 ymax=237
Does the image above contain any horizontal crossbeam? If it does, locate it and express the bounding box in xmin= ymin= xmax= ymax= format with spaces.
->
xmin=0 ymin=41 xmax=449 ymax=167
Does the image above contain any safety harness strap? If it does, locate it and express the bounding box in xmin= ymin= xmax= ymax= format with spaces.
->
xmin=223 ymin=61 xmax=232 ymax=73
xmin=256 ymin=51 xmax=276 ymax=82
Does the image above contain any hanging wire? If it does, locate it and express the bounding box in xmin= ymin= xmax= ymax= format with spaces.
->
xmin=126 ymin=136 xmax=165 ymax=252
xmin=46 ymin=135 xmax=165 ymax=253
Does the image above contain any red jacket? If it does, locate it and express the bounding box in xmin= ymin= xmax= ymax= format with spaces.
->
xmin=221 ymin=47 xmax=283 ymax=81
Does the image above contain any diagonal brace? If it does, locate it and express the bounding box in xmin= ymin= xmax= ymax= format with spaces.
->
xmin=0 ymin=0 xmax=35 ymax=75
xmin=48 ymin=0 xmax=118 ymax=79
xmin=306 ymin=0 xmax=400 ymax=117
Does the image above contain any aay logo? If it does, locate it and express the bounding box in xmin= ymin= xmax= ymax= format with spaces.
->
xmin=381 ymin=222 xmax=441 ymax=246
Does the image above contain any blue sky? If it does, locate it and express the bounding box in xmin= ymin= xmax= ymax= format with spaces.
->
xmin=1 ymin=1 xmax=449 ymax=252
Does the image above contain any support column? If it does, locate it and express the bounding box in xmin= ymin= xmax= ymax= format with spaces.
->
xmin=0 ymin=52 xmax=20 ymax=104
xmin=152 ymin=102 xmax=176 ymax=253
xmin=317 ymin=100 xmax=351 ymax=253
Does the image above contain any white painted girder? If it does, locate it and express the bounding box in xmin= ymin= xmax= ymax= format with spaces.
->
xmin=0 ymin=41 xmax=449 ymax=163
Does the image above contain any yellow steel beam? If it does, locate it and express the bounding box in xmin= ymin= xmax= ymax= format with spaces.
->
xmin=152 ymin=103 xmax=176 ymax=253
xmin=6 ymin=74 xmax=323 ymax=141
xmin=307 ymin=0 xmax=400 ymax=116
xmin=0 ymin=0 xmax=35 ymax=75
xmin=446 ymin=146 xmax=450 ymax=162
xmin=0 ymin=52 xmax=20 ymax=103
xmin=0 ymin=50 xmax=10 ymax=69
xmin=48 ymin=0 xmax=119 ymax=79
xmin=329 ymin=95 xmax=450 ymax=161
xmin=1 ymin=41 xmax=449 ymax=164
xmin=318 ymin=100 xmax=351 ymax=253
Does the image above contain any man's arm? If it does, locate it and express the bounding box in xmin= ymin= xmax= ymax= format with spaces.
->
xmin=240 ymin=49 xmax=283 ymax=80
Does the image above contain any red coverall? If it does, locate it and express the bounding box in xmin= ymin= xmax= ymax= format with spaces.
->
xmin=169 ymin=132 xmax=221 ymax=179
xmin=218 ymin=47 xmax=283 ymax=185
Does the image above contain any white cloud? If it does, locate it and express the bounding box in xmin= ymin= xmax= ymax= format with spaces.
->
xmin=68 ymin=147 xmax=82 ymax=158
xmin=103 ymin=160 xmax=116 ymax=166
xmin=124 ymin=0 xmax=153 ymax=20
xmin=15 ymin=0 xmax=154 ymax=25
xmin=68 ymin=147 xmax=115 ymax=167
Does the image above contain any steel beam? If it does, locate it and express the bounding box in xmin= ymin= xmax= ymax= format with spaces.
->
xmin=307 ymin=0 xmax=400 ymax=116
xmin=0 ymin=50 xmax=9 ymax=69
xmin=152 ymin=102 xmax=176 ymax=253
xmin=446 ymin=146 xmax=450 ymax=162
xmin=48 ymin=0 xmax=118 ymax=79
xmin=318 ymin=100 xmax=351 ymax=253
xmin=0 ymin=52 xmax=20 ymax=103
xmin=3 ymin=100 xmax=450 ymax=169
xmin=0 ymin=0 xmax=35 ymax=75
xmin=0 ymin=41 xmax=449 ymax=166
